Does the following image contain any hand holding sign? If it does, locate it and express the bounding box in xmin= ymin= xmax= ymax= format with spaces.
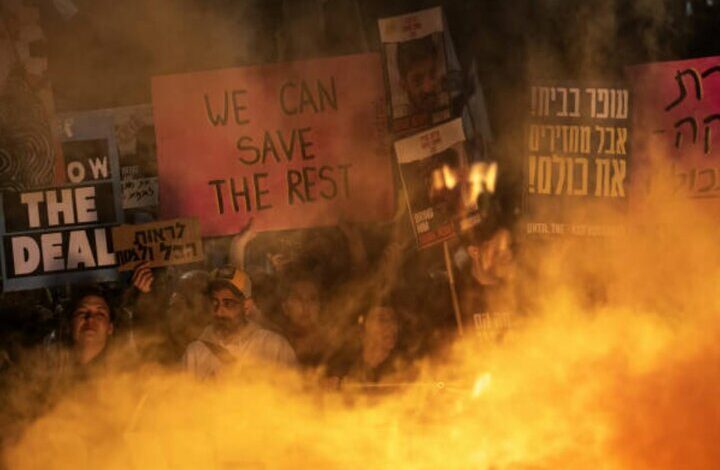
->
xmin=131 ymin=261 xmax=154 ymax=294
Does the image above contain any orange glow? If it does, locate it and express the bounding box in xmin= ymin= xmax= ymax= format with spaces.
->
xmin=443 ymin=164 xmax=458 ymax=189
xmin=465 ymin=162 xmax=497 ymax=206
xmin=3 ymin=175 xmax=720 ymax=470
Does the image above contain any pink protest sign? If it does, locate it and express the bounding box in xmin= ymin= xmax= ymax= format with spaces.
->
xmin=628 ymin=56 xmax=720 ymax=208
xmin=151 ymin=53 xmax=394 ymax=236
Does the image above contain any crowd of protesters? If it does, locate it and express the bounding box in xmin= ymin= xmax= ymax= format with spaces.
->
xmin=0 ymin=196 xmax=518 ymax=386
xmin=0 ymin=189 xmax=522 ymax=460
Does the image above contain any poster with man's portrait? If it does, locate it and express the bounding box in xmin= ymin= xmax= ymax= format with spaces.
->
xmin=395 ymin=118 xmax=484 ymax=249
xmin=379 ymin=7 xmax=452 ymax=134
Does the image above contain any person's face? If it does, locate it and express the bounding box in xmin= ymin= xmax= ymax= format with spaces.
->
xmin=210 ymin=288 xmax=246 ymax=336
xmin=402 ymin=56 xmax=441 ymax=112
xmin=282 ymin=280 xmax=320 ymax=331
xmin=71 ymin=295 xmax=113 ymax=349
xmin=364 ymin=307 xmax=399 ymax=352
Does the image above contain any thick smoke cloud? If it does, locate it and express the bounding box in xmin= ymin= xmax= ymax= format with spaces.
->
xmin=2 ymin=1 xmax=720 ymax=469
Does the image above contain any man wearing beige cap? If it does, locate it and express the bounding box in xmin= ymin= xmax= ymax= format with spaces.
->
xmin=183 ymin=266 xmax=297 ymax=379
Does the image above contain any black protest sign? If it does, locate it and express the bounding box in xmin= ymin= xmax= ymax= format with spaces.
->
xmin=0 ymin=118 xmax=123 ymax=291
xmin=524 ymin=83 xmax=631 ymax=237
xmin=121 ymin=177 xmax=159 ymax=210
xmin=62 ymin=138 xmax=114 ymax=183
xmin=2 ymin=183 xmax=117 ymax=233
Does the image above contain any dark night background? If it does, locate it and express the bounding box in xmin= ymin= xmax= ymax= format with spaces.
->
xmin=38 ymin=0 xmax=720 ymax=205
xmin=41 ymin=1 xmax=719 ymax=118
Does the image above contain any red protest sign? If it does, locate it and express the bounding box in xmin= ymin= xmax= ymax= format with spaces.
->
xmin=628 ymin=56 xmax=720 ymax=211
xmin=151 ymin=53 xmax=394 ymax=236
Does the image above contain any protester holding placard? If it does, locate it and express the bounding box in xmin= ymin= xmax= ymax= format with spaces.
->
xmin=46 ymin=287 xmax=118 ymax=387
xmin=184 ymin=266 xmax=297 ymax=380
xmin=275 ymin=268 xmax=328 ymax=368
xmin=118 ymin=260 xmax=214 ymax=365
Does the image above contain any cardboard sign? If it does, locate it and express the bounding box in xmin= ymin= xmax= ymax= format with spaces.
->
xmin=0 ymin=118 xmax=123 ymax=291
xmin=395 ymin=118 xmax=488 ymax=249
xmin=121 ymin=177 xmax=159 ymax=210
xmin=627 ymin=56 xmax=720 ymax=209
xmin=151 ymin=53 xmax=394 ymax=237
xmin=523 ymin=82 xmax=631 ymax=237
xmin=112 ymin=218 xmax=203 ymax=271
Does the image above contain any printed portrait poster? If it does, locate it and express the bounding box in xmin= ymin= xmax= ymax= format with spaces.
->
xmin=378 ymin=7 xmax=459 ymax=134
xmin=627 ymin=56 xmax=720 ymax=214
xmin=0 ymin=118 xmax=123 ymax=291
xmin=395 ymin=118 xmax=485 ymax=249
xmin=523 ymin=82 xmax=631 ymax=238
xmin=151 ymin=53 xmax=394 ymax=237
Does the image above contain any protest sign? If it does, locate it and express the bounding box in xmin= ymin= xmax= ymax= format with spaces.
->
xmin=57 ymin=105 xmax=156 ymax=173
xmin=57 ymin=111 xmax=122 ymax=185
xmin=627 ymin=56 xmax=720 ymax=210
xmin=0 ymin=119 xmax=122 ymax=291
xmin=57 ymin=106 xmax=159 ymax=213
xmin=523 ymin=82 xmax=631 ymax=237
xmin=378 ymin=7 xmax=460 ymax=134
xmin=395 ymin=118 xmax=489 ymax=249
xmin=112 ymin=218 xmax=203 ymax=272
xmin=151 ymin=53 xmax=394 ymax=237
xmin=121 ymin=177 xmax=159 ymax=210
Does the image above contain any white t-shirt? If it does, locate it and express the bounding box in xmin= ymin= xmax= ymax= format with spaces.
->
xmin=183 ymin=322 xmax=297 ymax=379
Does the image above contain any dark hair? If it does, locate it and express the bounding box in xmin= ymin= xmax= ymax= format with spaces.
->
xmin=174 ymin=269 xmax=210 ymax=309
xmin=68 ymin=285 xmax=115 ymax=323
xmin=396 ymin=35 xmax=438 ymax=79
xmin=278 ymin=267 xmax=321 ymax=302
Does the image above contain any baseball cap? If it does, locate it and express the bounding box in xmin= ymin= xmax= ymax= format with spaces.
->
xmin=209 ymin=266 xmax=252 ymax=299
